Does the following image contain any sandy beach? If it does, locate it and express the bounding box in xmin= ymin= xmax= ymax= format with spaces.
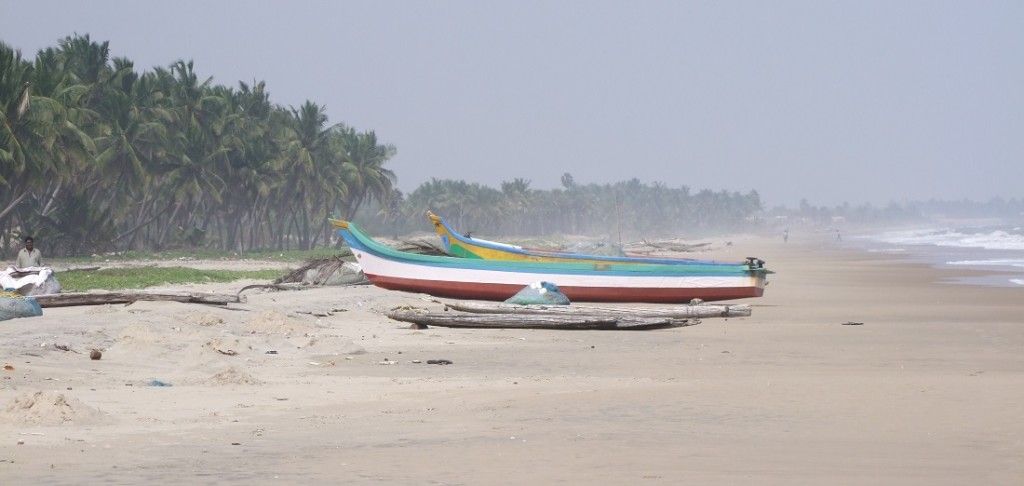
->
xmin=1 ymin=231 xmax=1022 ymax=485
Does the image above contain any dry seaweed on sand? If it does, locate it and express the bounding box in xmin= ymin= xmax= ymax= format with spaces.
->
xmin=274 ymin=256 xmax=368 ymax=286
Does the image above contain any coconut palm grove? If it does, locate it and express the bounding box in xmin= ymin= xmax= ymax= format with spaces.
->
xmin=2 ymin=34 xmax=977 ymax=257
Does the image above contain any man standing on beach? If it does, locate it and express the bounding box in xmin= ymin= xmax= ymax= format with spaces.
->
xmin=15 ymin=236 xmax=42 ymax=268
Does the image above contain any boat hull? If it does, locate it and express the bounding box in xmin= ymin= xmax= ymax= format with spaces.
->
xmin=369 ymin=274 xmax=764 ymax=302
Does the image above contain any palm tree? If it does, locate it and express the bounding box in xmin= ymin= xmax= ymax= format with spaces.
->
xmin=0 ymin=42 xmax=94 ymax=246
xmin=500 ymin=178 xmax=533 ymax=234
xmin=92 ymin=60 xmax=173 ymax=230
xmin=0 ymin=42 xmax=35 ymax=218
xmin=136 ymin=61 xmax=231 ymax=248
xmin=274 ymin=100 xmax=337 ymax=249
xmin=218 ymin=80 xmax=282 ymax=250
xmin=334 ymin=126 xmax=397 ymax=219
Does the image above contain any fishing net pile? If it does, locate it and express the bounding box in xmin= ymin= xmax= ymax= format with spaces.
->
xmin=0 ymin=290 xmax=42 ymax=321
xmin=505 ymin=281 xmax=571 ymax=305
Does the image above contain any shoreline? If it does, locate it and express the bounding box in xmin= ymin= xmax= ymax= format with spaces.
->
xmin=2 ymin=237 xmax=1022 ymax=484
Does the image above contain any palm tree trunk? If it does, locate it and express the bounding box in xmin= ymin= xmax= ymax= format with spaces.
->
xmin=156 ymin=202 xmax=184 ymax=248
xmin=0 ymin=191 xmax=31 ymax=221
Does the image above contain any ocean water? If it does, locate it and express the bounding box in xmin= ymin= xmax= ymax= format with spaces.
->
xmin=853 ymin=224 xmax=1024 ymax=288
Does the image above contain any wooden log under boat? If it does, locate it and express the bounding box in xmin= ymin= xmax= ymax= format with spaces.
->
xmin=436 ymin=299 xmax=751 ymax=318
xmin=386 ymin=310 xmax=696 ymax=330
xmin=33 ymin=291 xmax=244 ymax=308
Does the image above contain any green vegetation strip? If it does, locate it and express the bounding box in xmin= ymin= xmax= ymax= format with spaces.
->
xmin=59 ymin=267 xmax=284 ymax=292
xmin=57 ymin=248 xmax=348 ymax=265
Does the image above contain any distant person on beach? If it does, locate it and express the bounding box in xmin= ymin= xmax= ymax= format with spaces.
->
xmin=835 ymin=229 xmax=842 ymax=242
xmin=15 ymin=236 xmax=42 ymax=268
xmin=783 ymin=229 xmax=789 ymax=243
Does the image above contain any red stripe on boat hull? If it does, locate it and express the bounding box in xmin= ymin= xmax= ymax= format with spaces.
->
xmin=367 ymin=274 xmax=764 ymax=303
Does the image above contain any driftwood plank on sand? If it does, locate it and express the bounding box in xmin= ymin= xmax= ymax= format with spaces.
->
xmin=33 ymin=291 xmax=245 ymax=308
xmin=386 ymin=310 xmax=695 ymax=330
xmin=436 ymin=300 xmax=751 ymax=318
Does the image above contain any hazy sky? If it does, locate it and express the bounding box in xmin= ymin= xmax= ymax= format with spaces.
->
xmin=3 ymin=0 xmax=1022 ymax=207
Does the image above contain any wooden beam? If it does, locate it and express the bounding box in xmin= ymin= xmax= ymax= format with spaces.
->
xmin=33 ymin=291 xmax=244 ymax=308
xmin=387 ymin=311 xmax=695 ymax=330
xmin=435 ymin=299 xmax=751 ymax=318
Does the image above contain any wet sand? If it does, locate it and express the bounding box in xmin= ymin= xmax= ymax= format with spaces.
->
xmin=1 ymin=232 xmax=1022 ymax=485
